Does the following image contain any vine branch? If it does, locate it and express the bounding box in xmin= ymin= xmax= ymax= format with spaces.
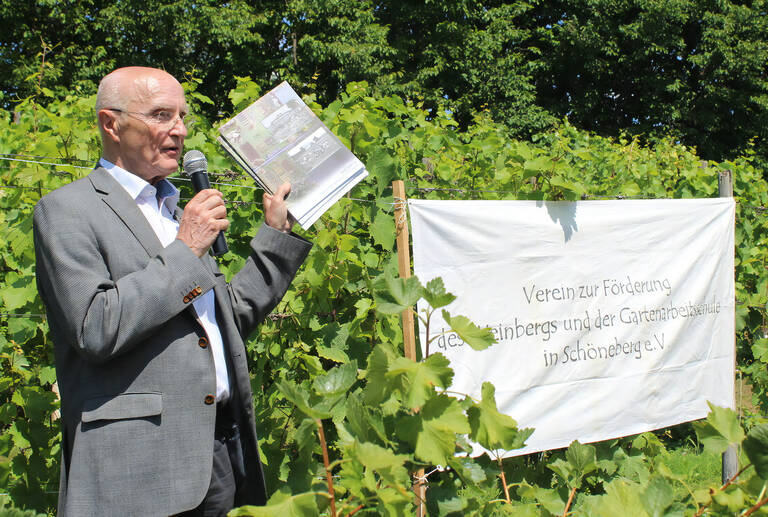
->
xmin=317 ymin=418 xmax=337 ymax=517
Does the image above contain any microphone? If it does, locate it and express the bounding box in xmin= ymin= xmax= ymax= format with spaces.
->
xmin=182 ymin=150 xmax=229 ymax=256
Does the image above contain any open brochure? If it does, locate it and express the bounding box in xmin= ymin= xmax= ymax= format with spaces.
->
xmin=217 ymin=81 xmax=368 ymax=229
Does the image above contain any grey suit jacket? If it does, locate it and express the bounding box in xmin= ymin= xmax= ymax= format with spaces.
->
xmin=33 ymin=167 xmax=311 ymax=516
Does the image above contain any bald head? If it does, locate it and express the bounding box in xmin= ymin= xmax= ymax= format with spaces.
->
xmin=96 ymin=67 xmax=188 ymax=184
xmin=96 ymin=67 xmax=183 ymax=114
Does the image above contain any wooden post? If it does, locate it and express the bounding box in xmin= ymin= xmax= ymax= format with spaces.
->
xmin=392 ymin=180 xmax=425 ymax=516
xmin=393 ymin=180 xmax=417 ymax=362
xmin=720 ymin=169 xmax=739 ymax=484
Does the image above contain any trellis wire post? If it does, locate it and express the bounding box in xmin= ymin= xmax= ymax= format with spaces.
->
xmin=392 ymin=180 xmax=425 ymax=517
xmin=720 ymin=169 xmax=739 ymax=484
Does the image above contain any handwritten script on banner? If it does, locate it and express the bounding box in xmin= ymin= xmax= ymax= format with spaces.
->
xmin=409 ymin=198 xmax=735 ymax=457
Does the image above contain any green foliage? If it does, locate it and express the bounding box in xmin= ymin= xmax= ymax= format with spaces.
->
xmin=0 ymin=90 xmax=96 ymax=513
xmin=529 ymin=0 xmax=768 ymax=163
xmin=693 ymin=402 xmax=746 ymax=454
xmin=467 ymin=383 xmax=533 ymax=452
xmin=2 ymin=0 xmax=767 ymax=166
xmin=0 ymin=0 xmax=271 ymax=114
xmin=231 ymin=488 xmax=326 ymax=516
xmin=1 ymin=77 xmax=768 ymax=515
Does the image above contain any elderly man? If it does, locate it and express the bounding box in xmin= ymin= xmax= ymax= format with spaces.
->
xmin=33 ymin=66 xmax=311 ymax=516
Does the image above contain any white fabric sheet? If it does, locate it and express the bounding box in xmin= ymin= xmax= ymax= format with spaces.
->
xmin=409 ymin=198 xmax=735 ymax=456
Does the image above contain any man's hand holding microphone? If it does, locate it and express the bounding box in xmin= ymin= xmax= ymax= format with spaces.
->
xmin=176 ymin=150 xmax=294 ymax=258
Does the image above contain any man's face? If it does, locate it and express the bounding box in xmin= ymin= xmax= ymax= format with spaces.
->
xmin=114 ymin=73 xmax=188 ymax=184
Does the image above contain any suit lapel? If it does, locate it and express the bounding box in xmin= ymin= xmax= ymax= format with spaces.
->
xmin=89 ymin=167 xmax=164 ymax=258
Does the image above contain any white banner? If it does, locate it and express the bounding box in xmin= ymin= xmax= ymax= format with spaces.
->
xmin=409 ymin=198 xmax=735 ymax=456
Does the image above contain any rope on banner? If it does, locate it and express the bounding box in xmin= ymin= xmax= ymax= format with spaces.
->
xmin=739 ymin=203 xmax=768 ymax=213
xmin=412 ymin=465 xmax=450 ymax=484
xmin=393 ymin=196 xmax=408 ymax=226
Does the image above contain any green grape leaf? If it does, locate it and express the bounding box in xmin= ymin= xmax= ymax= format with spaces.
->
xmin=0 ymin=403 xmax=16 ymax=425
xmin=693 ymin=403 xmax=744 ymax=454
xmin=316 ymin=346 xmax=350 ymax=364
xmin=523 ymin=156 xmax=550 ymax=178
xmin=549 ymin=175 xmax=586 ymax=197
xmin=712 ymin=487 xmax=746 ymax=511
xmin=386 ymin=353 xmax=453 ymax=410
xmin=371 ymin=272 xmax=422 ymax=314
xmin=347 ymin=440 xmax=410 ymax=487
xmin=362 ymin=343 xmax=396 ymax=406
xmin=8 ymin=422 xmax=31 ymax=449
xmin=641 ymin=476 xmax=675 ymax=517
xmin=230 ymin=489 xmax=321 ymax=516
xmin=370 ymin=210 xmax=396 ymax=251
xmin=398 ymin=394 xmax=469 ymax=465
xmin=422 ymin=277 xmax=456 ymax=309
xmin=583 ymin=479 xmax=648 ymax=517
xmin=345 ymin=391 xmax=389 ymax=445
xmin=426 ymin=484 xmax=468 ymax=516
xmin=441 ymin=311 xmax=496 ymax=351
xmin=353 ymin=298 xmax=373 ymax=321
xmin=566 ymin=440 xmax=599 ymax=478
xmin=516 ymin=484 xmax=565 ymax=515
xmin=38 ymin=366 xmax=57 ymax=386
xmin=751 ymin=339 xmax=768 ymax=362
xmin=1 ymin=284 xmax=35 ymax=312
xmin=312 ymin=361 xmax=358 ymax=397
xmin=447 ymin=456 xmax=487 ymax=484
xmin=276 ymin=379 xmax=330 ymax=420
xmin=294 ymin=417 xmax=317 ymax=457
xmin=743 ymin=423 xmax=768 ymax=479
xmin=467 ymin=382 xmax=532 ymax=452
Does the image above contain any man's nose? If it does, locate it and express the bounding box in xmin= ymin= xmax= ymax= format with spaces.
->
xmin=169 ymin=116 xmax=188 ymax=137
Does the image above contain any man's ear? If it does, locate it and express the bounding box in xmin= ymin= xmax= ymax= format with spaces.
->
xmin=98 ymin=109 xmax=121 ymax=143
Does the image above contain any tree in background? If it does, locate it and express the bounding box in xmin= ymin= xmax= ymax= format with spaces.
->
xmin=0 ymin=0 xmax=766 ymax=163
xmin=528 ymin=0 xmax=768 ymax=161
xmin=374 ymin=0 xmax=555 ymax=134
xmin=278 ymin=0 xmax=396 ymax=103
xmin=0 ymin=0 xmax=272 ymax=107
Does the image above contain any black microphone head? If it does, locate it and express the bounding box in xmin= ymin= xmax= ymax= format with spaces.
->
xmin=183 ymin=150 xmax=207 ymax=175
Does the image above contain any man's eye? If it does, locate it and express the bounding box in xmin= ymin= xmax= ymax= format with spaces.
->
xmin=152 ymin=111 xmax=174 ymax=123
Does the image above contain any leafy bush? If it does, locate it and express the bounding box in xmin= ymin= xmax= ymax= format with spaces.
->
xmin=1 ymin=78 xmax=768 ymax=515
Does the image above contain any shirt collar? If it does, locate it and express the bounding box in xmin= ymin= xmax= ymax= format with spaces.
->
xmin=99 ymin=158 xmax=180 ymax=213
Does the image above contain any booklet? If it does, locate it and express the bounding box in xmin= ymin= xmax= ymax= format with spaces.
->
xmin=217 ymin=81 xmax=368 ymax=229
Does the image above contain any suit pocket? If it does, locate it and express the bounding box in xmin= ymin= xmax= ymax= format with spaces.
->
xmin=81 ymin=392 xmax=162 ymax=422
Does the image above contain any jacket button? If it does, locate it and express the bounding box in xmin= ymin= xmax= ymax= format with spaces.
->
xmin=204 ymin=394 xmax=215 ymax=405
xmin=198 ymin=337 xmax=209 ymax=348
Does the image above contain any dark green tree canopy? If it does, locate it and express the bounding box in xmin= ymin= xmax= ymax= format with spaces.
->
xmin=529 ymin=0 xmax=768 ymax=162
xmin=1 ymin=0 xmax=766 ymax=163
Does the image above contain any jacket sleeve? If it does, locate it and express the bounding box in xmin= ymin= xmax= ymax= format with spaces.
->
xmin=224 ymin=223 xmax=312 ymax=338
